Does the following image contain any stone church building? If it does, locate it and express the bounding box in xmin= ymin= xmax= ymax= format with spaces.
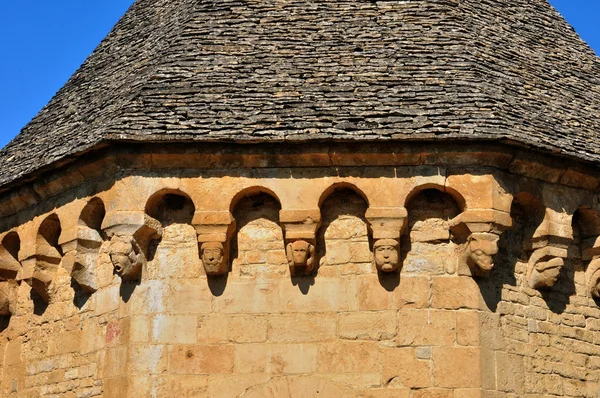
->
xmin=1 ymin=0 xmax=600 ymax=396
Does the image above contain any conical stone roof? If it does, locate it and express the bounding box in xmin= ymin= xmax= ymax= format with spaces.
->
xmin=2 ymin=0 xmax=600 ymax=187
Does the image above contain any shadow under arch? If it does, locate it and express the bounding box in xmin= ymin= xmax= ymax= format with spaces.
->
xmin=403 ymin=182 xmax=466 ymax=213
xmin=228 ymin=187 xmax=285 ymax=292
xmin=0 ymin=231 xmax=21 ymax=280
xmin=79 ymin=197 xmax=106 ymax=232
xmin=73 ymin=197 xmax=107 ymax=308
xmin=317 ymin=185 xmax=371 ymax=283
xmin=402 ymin=186 xmax=462 ymax=289
xmin=38 ymin=213 xmax=63 ymax=257
xmin=481 ymin=192 xmax=558 ymax=312
xmin=145 ymin=188 xmax=196 ymax=271
xmin=145 ymin=188 xmax=195 ymax=227
xmin=0 ymin=231 xmax=21 ymax=328
xmin=317 ymin=182 xmax=370 ymax=209
xmin=229 ymin=185 xmax=282 ymax=214
xmin=32 ymin=213 xmax=63 ymax=314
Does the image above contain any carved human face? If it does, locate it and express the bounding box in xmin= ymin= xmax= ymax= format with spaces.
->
xmin=202 ymin=244 xmax=224 ymax=273
xmin=291 ymin=240 xmax=310 ymax=266
xmin=468 ymin=234 xmax=499 ymax=272
xmin=108 ymin=236 xmax=143 ymax=279
xmin=110 ymin=253 xmax=132 ymax=276
xmin=374 ymin=240 xmax=399 ymax=272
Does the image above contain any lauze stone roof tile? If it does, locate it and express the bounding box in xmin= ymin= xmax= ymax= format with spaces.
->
xmin=1 ymin=0 xmax=599 ymax=187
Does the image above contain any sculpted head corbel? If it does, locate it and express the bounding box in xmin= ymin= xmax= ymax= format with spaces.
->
xmin=200 ymin=241 xmax=228 ymax=275
xmin=450 ymin=210 xmax=510 ymax=278
xmin=527 ymin=245 xmax=566 ymax=290
xmin=102 ymin=211 xmax=163 ymax=282
xmin=586 ymin=259 xmax=600 ymax=299
xmin=192 ymin=210 xmax=235 ymax=277
xmin=107 ymin=235 xmax=145 ymax=280
xmin=464 ymin=232 xmax=500 ymax=277
xmin=525 ymin=210 xmax=572 ymax=290
xmin=280 ymin=209 xmax=322 ymax=277
xmin=366 ymin=207 xmax=407 ymax=273
xmin=372 ymin=238 xmax=400 ymax=272
xmin=286 ymin=240 xmax=316 ymax=276
xmin=581 ymin=235 xmax=600 ymax=298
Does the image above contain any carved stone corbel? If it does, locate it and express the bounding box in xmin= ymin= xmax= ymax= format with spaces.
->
xmin=366 ymin=207 xmax=407 ymax=273
xmin=451 ymin=209 xmax=512 ymax=278
xmin=582 ymin=236 xmax=600 ymax=298
xmin=0 ymin=280 xmax=19 ymax=316
xmin=102 ymin=211 xmax=163 ymax=281
xmin=192 ymin=211 xmax=235 ymax=276
xmin=29 ymin=242 xmax=62 ymax=303
xmin=526 ymin=213 xmax=573 ymax=290
xmin=280 ymin=209 xmax=321 ymax=276
xmin=60 ymin=226 xmax=104 ymax=293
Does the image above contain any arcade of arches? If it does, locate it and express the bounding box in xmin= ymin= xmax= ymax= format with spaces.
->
xmin=0 ymin=148 xmax=599 ymax=397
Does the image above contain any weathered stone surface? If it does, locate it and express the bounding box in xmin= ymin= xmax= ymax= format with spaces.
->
xmin=317 ymin=341 xmax=379 ymax=374
xmin=169 ymin=345 xmax=234 ymax=375
xmin=235 ymin=344 xmax=317 ymax=374
xmin=397 ymin=310 xmax=456 ymax=347
xmin=338 ymin=311 xmax=397 ymax=341
xmin=432 ymin=347 xmax=481 ymax=388
xmin=381 ymin=347 xmax=431 ymax=388
xmin=0 ymin=92 xmax=600 ymax=398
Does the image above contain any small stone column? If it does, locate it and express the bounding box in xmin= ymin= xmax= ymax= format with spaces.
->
xmin=192 ymin=211 xmax=235 ymax=276
xmin=280 ymin=209 xmax=321 ymax=276
xmin=366 ymin=207 xmax=408 ymax=272
xmin=102 ymin=211 xmax=162 ymax=281
xmin=526 ymin=210 xmax=573 ymax=290
xmin=451 ymin=209 xmax=512 ymax=278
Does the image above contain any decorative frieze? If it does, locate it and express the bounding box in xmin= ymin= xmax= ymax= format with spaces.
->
xmin=0 ymin=176 xmax=598 ymax=304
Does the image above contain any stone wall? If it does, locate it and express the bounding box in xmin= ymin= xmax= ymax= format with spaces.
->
xmin=0 ymin=153 xmax=599 ymax=397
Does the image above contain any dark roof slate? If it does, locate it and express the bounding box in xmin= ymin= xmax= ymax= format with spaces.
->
xmin=1 ymin=0 xmax=600 ymax=187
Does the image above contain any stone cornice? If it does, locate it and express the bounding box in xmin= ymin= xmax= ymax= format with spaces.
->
xmin=0 ymin=141 xmax=598 ymax=220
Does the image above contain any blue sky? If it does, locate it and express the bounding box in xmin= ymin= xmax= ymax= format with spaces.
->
xmin=0 ymin=1 xmax=598 ymax=149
